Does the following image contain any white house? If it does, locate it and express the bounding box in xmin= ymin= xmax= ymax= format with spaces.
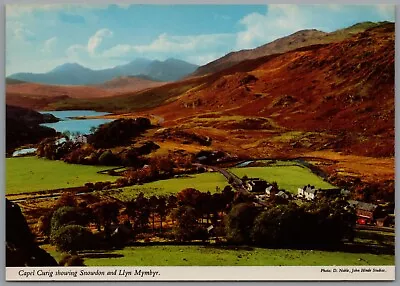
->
xmin=298 ymin=185 xmax=317 ymax=200
xmin=304 ymin=188 xmax=317 ymax=200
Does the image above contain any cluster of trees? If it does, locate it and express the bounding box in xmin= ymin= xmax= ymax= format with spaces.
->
xmin=328 ymin=174 xmax=395 ymax=204
xmin=37 ymin=137 xmax=83 ymax=161
xmin=124 ymin=186 xmax=235 ymax=241
xmin=37 ymin=181 xmax=357 ymax=253
xmin=37 ymin=138 xmax=162 ymax=167
xmin=352 ymin=182 xmax=395 ymax=203
xmin=123 ymin=153 xmax=194 ymax=185
xmin=37 ymin=193 xmax=123 ymax=252
xmin=225 ymin=198 xmax=356 ymax=248
xmin=36 ymin=117 xmax=156 ymax=166
xmin=88 ymin=118 xmax=151 ymax=148
xmin=171 ymin=187 xmax=235 ymax=241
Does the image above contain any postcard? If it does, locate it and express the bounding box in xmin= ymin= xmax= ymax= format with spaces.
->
xmin=4 ymin=3 xmax=395 ymax=281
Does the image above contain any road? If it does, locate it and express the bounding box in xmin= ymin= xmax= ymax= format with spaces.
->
xmin=196 ymin=164 xmax=247 ymax=193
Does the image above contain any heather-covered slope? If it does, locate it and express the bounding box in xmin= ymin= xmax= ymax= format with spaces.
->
xmin=191 ymin=21 xmax=387 ymax=77
xmin=148 ymin=23 xmax=395 ymax=158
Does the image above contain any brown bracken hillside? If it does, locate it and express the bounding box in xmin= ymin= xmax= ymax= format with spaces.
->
xmin=190 ymin=21 xmax=387 ymax=77
xmin=148 ymin=23 xmax=394 ymax=158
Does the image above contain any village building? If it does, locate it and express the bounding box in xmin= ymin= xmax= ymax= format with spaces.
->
xmin=348 ymin=200 xmax=383 ymax=225
xmin=276 ymin=191 xmax=290 ymax=200
xmin=265 ymin=185 xmax=273 ymax=196
xmin=245 ymin=178 xmax=269 ymax=193
xmin=298 ymin=185 xmax=348 ymax=201
xmin=298 ymin=185 xmax=317 ymax=200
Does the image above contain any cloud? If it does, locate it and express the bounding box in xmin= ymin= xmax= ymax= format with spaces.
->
xmin=66 ymin=30 xmax=235 ymax=66
xmin=6 ymin=4 xmax=63 ymax=18
xmin=87 ymin=29 xmax=113 ymax=55
xmin=6 ymin=3 xmax=132 ymax=18
xmin=13 ymin=26 xmax=36 ymax=42
xmin=101 ymin=33 xmax=234 ymax=59
xmin=234 ymin=4 xmax=396 ymax=50
xmin=375 ymin=4 xmax=395 ymax=20
xmin=41 ymin=37 xmax=57 ymax=53
xmin=235 ymin=5 xmax=309 ymax=49
xmin=58 ymin=11 xmax=86 ymax=24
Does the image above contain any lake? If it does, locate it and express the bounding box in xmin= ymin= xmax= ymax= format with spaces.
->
xmin=40 ymin=110 xmax=114 ymax=135
xmin=12 ymin=110 xmax=114 ymax=157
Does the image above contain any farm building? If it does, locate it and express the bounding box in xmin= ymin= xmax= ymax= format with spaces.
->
xmin=348 ymin=200 xmax=383 ymax=225
xmin=276 ymin=191 xmax=290 ymax=200
xmin=265 ymin=185 xmax=274 ymax=196
xmin=298 ymin=185 xmax=348 ymax=200
xmin=245 ymin=178 xmax=270 ymax=193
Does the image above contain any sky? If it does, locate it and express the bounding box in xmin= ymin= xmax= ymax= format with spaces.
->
xmin=6 ymin=4 xmax=395 ymax=75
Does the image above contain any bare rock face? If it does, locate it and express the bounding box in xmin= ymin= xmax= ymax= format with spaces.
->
xmin=6 ymin=199 xmax=58 ymax=266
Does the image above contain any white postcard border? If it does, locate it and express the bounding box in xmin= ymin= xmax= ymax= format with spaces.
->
xmin=6 ymin=266 xmax=396 ymax=281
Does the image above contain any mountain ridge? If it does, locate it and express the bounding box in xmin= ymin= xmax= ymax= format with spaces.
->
xmin=8 ymin=58 xmax=198 ymax=85
xmin=190 ymin=21 xmax=389 ymax=77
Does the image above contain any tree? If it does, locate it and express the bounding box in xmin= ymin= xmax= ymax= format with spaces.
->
xmin=171 ymin=205 xmax=205 ymax=242
xmin=133 ymin=193 xmax=150 ymax=232
xmin=225 ymin=203 xmax=259 ymax=244
xmin=51 ymin=225 xmax=95 ymax=252
xmin=149 ymin=195 xmax=159 ymax=231
xmin=89 ymin=201 xmax=120 ymax=239
xmin=55 ymin=192 xmax=77 ymax=209
xmin=197 ymin=192 xmax=212 ymax=224
xmin=251 ymin=205 xmax=306 ymax=247
xmin=167 ymin=195 xmax=178 ymax=224
xmin=50 ymin=206 xmax=89 ymax=237
xmin=221 ymin=186 xmax=235 ymax=212
xmin=156 ymin=196 xmax=167 ymax=233
xmin=98 ymin=150 xmax=117 ymax=166
xmin=176 ymin=188 xmax=201 ymax=207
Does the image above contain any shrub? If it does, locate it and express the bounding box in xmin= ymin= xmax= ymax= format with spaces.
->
xmin=50 ymin=206 xmax=89 ymax=236
xmin=98 ymin=150 xmax=117 ymax=165
xmin=51 ymin=225 xmax=95 ymax=252
xmin=37 ymin=212 xmax=53 ymax=237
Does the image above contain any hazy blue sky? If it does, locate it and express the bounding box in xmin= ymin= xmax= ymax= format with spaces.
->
xmin=6 ymin=4 xmax=395 ymax=75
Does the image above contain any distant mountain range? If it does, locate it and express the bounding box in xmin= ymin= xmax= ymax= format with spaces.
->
xmin=8 ymin=58 xmax=198 ymax=85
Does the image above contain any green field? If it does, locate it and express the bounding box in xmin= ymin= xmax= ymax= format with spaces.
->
xmin=230 ymin=166 xmax=334 ymax=193
xmin=42 ymin=245 xmax=394 ymax=266
xmin=6 ymin=157 xmax=117 ymax=194
xmin=107 ymin=172 xmax=228 ymax=201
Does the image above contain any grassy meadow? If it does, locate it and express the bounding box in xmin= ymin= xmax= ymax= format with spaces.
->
xmin=6 ymin=157 xmax=117 ymax=194
xmin=42 ymin=245 xmax=394 ymax=266
xmin=105 ymin=172 xmax=228 ymax=201
xmin=229 ymin=166 xmax=334 ymax=193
